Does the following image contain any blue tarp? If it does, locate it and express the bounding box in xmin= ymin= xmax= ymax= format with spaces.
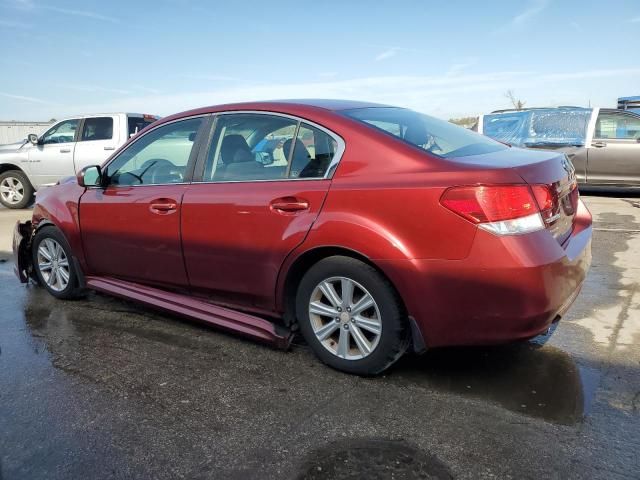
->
xmin=482 ymin=108 xmax=592 ymax=147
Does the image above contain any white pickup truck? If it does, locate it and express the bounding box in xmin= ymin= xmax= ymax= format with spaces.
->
xmin=0 ymin=113 xmax=159 ymax=208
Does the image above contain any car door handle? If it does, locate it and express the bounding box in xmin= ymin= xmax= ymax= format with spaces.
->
xmin=270 ymin=197 xmax=309 ymax=213
xmin=60 ymin=148 xmax=71 ymax=153
xmin=104 ymin=146 xmax=116 ymax=151
xmin=149 ymin=200 xmax=178 ymax=214
xmin=591 ymin=141 xmax=607 ymax=148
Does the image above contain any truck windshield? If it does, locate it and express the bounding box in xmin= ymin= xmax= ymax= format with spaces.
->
xmin=128 ymin=117 xmax=157 ymax=137
xmin=342 ymin=107 xmax=506 ymax=158
xmin=482 ymin=108 xmax=592 ymax=147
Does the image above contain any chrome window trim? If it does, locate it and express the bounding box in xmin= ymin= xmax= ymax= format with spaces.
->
xmin=100 ymin=113 xmax=211 ymax=188
xmin=193 ymin=110 xmax=346 ymax=184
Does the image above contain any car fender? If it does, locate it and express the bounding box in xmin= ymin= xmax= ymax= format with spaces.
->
xmin=31 ymin=180 xmax=88 ymax=272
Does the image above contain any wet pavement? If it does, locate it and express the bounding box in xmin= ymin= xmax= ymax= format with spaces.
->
xmin=0 ymin=194 xmax=639 ymax=479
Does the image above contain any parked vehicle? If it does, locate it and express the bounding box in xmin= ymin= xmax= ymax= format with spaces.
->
xmin=13 ymin=100 xmax=592 ymax=375
xmin=478 ymin=107 xmax=640 ymax=188
xmin=618 ymin=96 xmax=640 ymax=113
xmin=0 ymin=113 xmax=159 ymax=208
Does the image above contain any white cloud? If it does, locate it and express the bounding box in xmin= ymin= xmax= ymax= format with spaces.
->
xmin=375 ymin=48 xmax=398 ymax=62
xmin=4 ymin=67 xmax=639 ymax=121
xmin=512 ymin=0 xmax=550 ymax=25
xmin=0 ymin=92 xmax=58 ymax=105
xmin=59 ymin=84 xmax=131 ymax=95
xmin=40 ymin=5 xmax=119 ymax=23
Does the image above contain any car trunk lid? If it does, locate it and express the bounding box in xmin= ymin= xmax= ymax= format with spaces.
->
xmin=451 ymin=147 xmax=579 ymax=244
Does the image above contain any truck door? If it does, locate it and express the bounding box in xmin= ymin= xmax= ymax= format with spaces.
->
xmin=587 ymin=110 xmax=640 ymax=186
xmin=73 ymin=116 xmax=119 ymax=172
xmin=27 ymin=119 xmax=80 ymax=188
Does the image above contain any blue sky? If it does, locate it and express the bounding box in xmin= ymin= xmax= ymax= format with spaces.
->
xmin=1 ymin=0 xmax=639 ymax=121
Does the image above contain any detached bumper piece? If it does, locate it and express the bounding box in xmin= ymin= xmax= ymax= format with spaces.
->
xmin=13 ymin=221 xmax=33 ymax=283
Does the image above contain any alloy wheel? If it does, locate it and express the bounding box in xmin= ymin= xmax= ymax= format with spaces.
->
xmin=0 ymin=176 xmax=24 ymax=205
xmin=309 ymin=276 xmax=382 ymax=360
xmin=36 ymin=238 xmax=71 ymax=292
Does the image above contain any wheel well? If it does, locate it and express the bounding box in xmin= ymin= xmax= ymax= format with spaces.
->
xmin=0 ymin=164 xmax=25 ymax=176
xmin=281 ymin=247 xmax=408 ymax=328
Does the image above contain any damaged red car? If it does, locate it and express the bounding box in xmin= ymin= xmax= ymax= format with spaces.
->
xmin=13 ymin=100 xmax=592 ymax=375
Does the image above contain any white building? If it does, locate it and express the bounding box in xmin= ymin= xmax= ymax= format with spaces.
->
xmin=0 ymin=121 xmax=54 ymax=145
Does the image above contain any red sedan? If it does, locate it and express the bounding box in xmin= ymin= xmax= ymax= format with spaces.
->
xmin=13 ymin=100 xmax=592 ymax=375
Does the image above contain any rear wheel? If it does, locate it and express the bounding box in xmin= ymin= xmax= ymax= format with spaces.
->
xmin=32 ymin=227 xmax=84 ymax=299
xmin=0 ymin=170 xmax=33 ymax=209
xmin=296 ymin=256 xmax=409 ymax=375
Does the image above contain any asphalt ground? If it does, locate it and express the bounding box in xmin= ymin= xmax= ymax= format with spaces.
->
xmin=0 ymin=193 xmax=639 ymax=479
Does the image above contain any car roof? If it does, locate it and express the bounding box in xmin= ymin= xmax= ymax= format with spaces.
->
xmin=157 ymin=99 xmax=395 ymax=125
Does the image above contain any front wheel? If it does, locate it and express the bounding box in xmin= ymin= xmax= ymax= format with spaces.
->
xmin=296 ymin=256 xmax=409 ymax=375
xmin=0 ymin=170 xmax=34 ymax=209
xmin=31 ymin=226 xmax=84 ymax=299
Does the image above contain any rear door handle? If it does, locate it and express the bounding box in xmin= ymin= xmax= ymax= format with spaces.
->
xmin=104 ymin=146 xmax=116 ymax=151
xmin=149 ymin=199 xmax=178 ymax=215
xmin=270 ymin=197 xmax=309 ymax=213
xmin=591 ymin=141 xmax=607 ymax=148
xmin=60 ymin=148 xmax=71 ymax=153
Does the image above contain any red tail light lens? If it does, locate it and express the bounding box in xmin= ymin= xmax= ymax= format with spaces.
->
xmin=440 ymin=185 xmax=538 ymax=223
xmin=530 ymin=185 xmax=557 ymax=223
xmin=440 ymin=185 xmax=546 ymax=235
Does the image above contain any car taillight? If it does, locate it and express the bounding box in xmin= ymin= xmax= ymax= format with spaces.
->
xmin=530 ymin=185 xmax=556 ymax=224
xmin=440 ymin=185 xmax=545 ymax=235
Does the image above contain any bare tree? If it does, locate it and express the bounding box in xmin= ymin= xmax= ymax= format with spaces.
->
xmin=505 ymin=90 xmax=526 ymax=110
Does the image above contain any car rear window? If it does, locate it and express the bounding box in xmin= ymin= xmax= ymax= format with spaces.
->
xmin=128 ymin=116 xmax=157 ymax=137
xmin=342 ymin=107 xmax=506 ymax=158
xmin=482 ymin=108 xmax=591 ymax=147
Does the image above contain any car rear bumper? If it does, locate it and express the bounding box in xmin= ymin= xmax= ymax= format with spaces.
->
xmin=13 ymin=221 xmax=33 ymax=283
xmin=378 ymin=199 xmax=592 ymax=348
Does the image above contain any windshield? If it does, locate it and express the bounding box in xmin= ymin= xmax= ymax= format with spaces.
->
xmin=482 ymin=108 xmax=591 ymax=147
xmin=342 ymin=107 xmax=507 ymax=158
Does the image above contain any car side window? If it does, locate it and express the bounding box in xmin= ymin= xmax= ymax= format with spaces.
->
xmin=41 ymin=119 xmax=79 ymax=145
xmin=81 ymin=117 xmax=114 ymax=141
xmin=106 ymin=117 xmax=203 ymax=186
xmin=594 ymin=112 xmax=640 ymax=140
xmin=203 ymin=114 xmax=298 ymax=182
xmin=287 ymin=123 xmax=337 ymax=178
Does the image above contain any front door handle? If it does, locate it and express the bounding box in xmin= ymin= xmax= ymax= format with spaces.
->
xmin=60 ymin=148 xmax=71 ymax=153
xmin=270 ymin=197 xmax=309 ymax=213
xmin=591 ymin=141 xmax=607 ymax=148
xmin=104 ymin=146 xmax=116 ymax=151
xmin=149 ymin=199 xmax=178 ymax=215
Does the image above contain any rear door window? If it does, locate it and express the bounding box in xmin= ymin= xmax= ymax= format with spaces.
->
xmin=288 ymin=123 xmax=337 ymax=178
xmin=594 ymin=112 xmax=640 ymax=140
xmin=81 ymin=117 xmax=113 ymax=141
xmin=128 ymin=116 xmax=157 ymax=137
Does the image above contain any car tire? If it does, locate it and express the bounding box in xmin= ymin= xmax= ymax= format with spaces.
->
xmin=0 ymin=170 xmax=34 ymax=209
xmin=31 ymin=226 xmax=84 ymax=299
xmin=296 ymin=256 xmax=409 ymax=375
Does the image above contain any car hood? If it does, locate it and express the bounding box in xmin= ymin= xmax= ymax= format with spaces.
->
xmin=0 ymin=141 xmax=28 ymax=153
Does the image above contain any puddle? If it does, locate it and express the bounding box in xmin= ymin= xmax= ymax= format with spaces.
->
xmin=296 ymin=438 xmax=452 ymax=480
xmin=390 ymin=343 xmax=600 ymax=425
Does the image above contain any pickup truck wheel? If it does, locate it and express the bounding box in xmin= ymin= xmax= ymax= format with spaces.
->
xmin=31 ymin=226 xmax=84 ymax=299
xmin=0 ymin=170 xmax=33 ymax=209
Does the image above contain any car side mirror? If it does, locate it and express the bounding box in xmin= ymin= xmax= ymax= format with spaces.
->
xmin=28 ymin=133 xmax=39 ymax=145
xmin=77 ymin=165 xmax=102 ymax=188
